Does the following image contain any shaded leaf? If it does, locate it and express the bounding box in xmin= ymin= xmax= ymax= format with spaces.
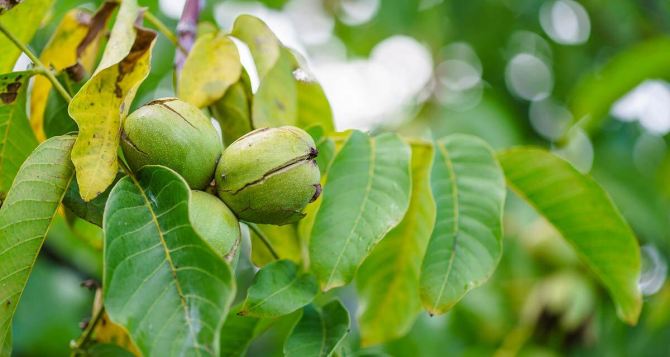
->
xmin=284 ymin=300 xmax=350 ymax=357
xmin=62 ymin=173 xmax=122 ymax=227
xmin=43 ymin=73 xmax=81 ymax=138
xmin=498 ymin=147 xmax=642 ymax=324
xmin=219 ymin=305 xmax=264 ymax=357
xmin=252 ymin=48 xmax=297 ymax=128
xmin=309 ymin=131 xmax=411 ymax=290
xmin=569 ymin=37 xmax=670 ymax=135
xmin=0 ymin=0 xmax=54 ymax=73
xmin=69 ymin=0 xmax=156 ymax=201
xmin=178 ymin=32 xmax=242 ymax=108
xmin=0 ymin=135 xmax=75 ymax=352
xmin=419 ymin=134 xmax=505 ymax=315
xmin=30 ymin=8 xmax=99 ymax=141
xmin=103 ymin=165 xmax=235 ymax=356
xmin=356 ymin=141 xmax=436 ymax=346
xmin=241 ymin=260 xmax=318 ymax=318
xmin=0 ymin=71 xmax=38 ymax=200
xmin=210 ymin=70 xmax=253 ymax=147
xmin=231 ymin=15 xmax=281 ymax=79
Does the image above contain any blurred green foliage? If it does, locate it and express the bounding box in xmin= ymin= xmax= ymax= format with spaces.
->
xmin=10 ymin=0 xmax=670 ymax=355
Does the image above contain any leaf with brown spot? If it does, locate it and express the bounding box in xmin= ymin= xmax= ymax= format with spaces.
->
xmin=0 ymin=71 xmax=38 ymax=200
xmin=68 ymin=0 xmax=156 ymax=201
xmin=30 ymin=8 xmax=104 ymax=142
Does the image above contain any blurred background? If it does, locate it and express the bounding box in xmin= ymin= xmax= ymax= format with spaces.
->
xmin=12 ymin=0 xmax=670 ymax=356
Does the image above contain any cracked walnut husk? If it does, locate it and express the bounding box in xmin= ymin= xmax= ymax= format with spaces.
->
xmin=215 ymin=126 xmax=321 ymax=225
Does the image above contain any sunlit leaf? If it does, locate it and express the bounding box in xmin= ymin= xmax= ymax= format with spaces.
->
xmin=250 ymin=224 xmax=301 ymax=267
xmin=178 ymin=32 xmax=242 ymax=108
xmin=252 ymin=48 xmax=297 ymax=128
xmin=69 ymin=0 xmax=156 ymax=201
xmin=356 ymin=141 xmax=436 ymax=346
xmin=0 ymin=0 xmax=54 ymax=73
xmin=30 ymin=8 xmax=99 ymax=141
xmin=498 ymin=147 xmax=642 ymax=324
xmin=284 ymin=300 xmax=350 ymax=357
xmin=231 ymin=14 xmax=280 ymax=80
xmin=296 ymin=74 xmax=335 ymax=132
xmin=0 ymin=71 xmax=38 ymax=200
xmin=0 ymin=135 xmax=75 ymax=353
xmin=569 ymin=37 xmax=670 ymax=135
xmin=103 ymin=165 xmax=235 ymax=356
xmin=309 ymin=131 xmax=411 ymax=290
xmin=419 ymin=135 xmax=505 ymax=315
xmin=210 ymin=70 xmax=253 ymax=147
xmin=241 ymin=260 xmax=318 ymax=318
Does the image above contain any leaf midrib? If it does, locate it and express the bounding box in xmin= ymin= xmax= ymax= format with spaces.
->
xmin=431 ymin=143 xmax=460 ymax=313
xmin=127 ymin=173 xmax=201 ymax=357
xmin=325 ymin=137 xmax=376 ymax=288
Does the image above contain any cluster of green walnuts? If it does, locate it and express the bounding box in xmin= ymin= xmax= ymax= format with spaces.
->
xmin=118 ymin=97 xmax=321 ymax=249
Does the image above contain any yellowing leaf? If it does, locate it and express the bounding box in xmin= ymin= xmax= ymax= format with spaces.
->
xmin=231 ymin=15 xmax=280 ymax=80
xmin=178 ymin=32 xmax=242 ymax=108
xmin=68 ymin=0 xmax=156 ymax=201
xmin=30 ymin=9 xmax=95 ymax=141
xmin=0 ymin=0 xmax=54 ymax=73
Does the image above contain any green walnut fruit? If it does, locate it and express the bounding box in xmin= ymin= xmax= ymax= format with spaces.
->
xmin=189 ymin=190 xmax=241 ymax=263
xmin=121 ymin=98 xmax=222 ymax=189
xmin=215 ymin=126 xmax=321 ymax=225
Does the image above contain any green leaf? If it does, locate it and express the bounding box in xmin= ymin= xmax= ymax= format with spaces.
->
xmin=419 ymin=134 xmax=506 ymax=315
xmin=103 ymin=165 xmax=236 ymax=356
xmin=231 ymin=15 xmax=281 ymax=80
xmin=295 ymin=76 xmax=334 ymax=132
xmin=309 ymin=131 xmax=411 ymax=290
xmin=569 ymin=37 xmax=670 ymax=135
xmin=0 ymin=135 xmax=75 ymax=353
xmin=284 ymin=300 xmax=350 ymax=357
xmin=0 ymin=71 xmax=38 ymax=200
xmin=241 ymin=260 xmax=318 ymax=318
xmin=356 ymin=141 xmax=436 ymax=346
xmin=219 ymin=305 xmax=264 ymax=357
xmin=498 ymin=147 xmax=642 ymax=324
xmin=210 ymin=70 xmax=253 ymax=147
xmin=0 ymin=0 xmax=54 ymax=73
xmin=62 ymin=173 xmax=122 ymax=227
xmin=69 ymin=0 xmax=156 ymax=201
xmin=178 ymin=32 xmax=242 ymax=108
xmin=250 ymin=224 xmax=301 ymax=267
xmin=252 ymin=48 xmax=297 ymax=128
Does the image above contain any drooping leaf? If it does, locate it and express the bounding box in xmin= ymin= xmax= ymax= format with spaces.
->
xmin=231 ymin=14 xmax=281 ymax=80
xmin=210 ymin=70 xmax=253 ymax=147
xmin=178 ymin=32 xmax=242 ymax=108
xmin=241 ymin=260 xmax=318 ymax=318
xmin=103 ymin=165 xmax=235 ymax=356
xmin=356 ymin=141 xmax=436 ymax=346
xmin=419 ymin=134 xmax=506 ymax=315
xmin=0 ymin=135 xmax=75 ymax=353
xmin=0 ymin=0 xmax=54 ymax=73
xmin=252 ymin=48 xmax=297 ymax=128
xmin=569 ymin=37 xmax=670 ymax=135
xmin=0 ymin=71 xmax=38 ymax=200
xmin=284 ymin=300 xmax=350 ymax=357
xmin=498 ymin=147 xmax=642 ymax=324
xmin=69 ymin=0 xmax=156 ymax=201
xmin=250 ymin=224 xmax=301 ymax=267
xmin=30 ymin=8 xmax=99 ymax=141
xmin=309 ymin=131 xmax=411 ymax=290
